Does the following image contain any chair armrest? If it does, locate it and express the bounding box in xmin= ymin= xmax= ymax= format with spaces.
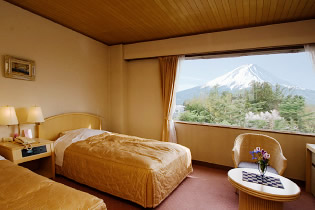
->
xmin=232 ymin=146 xmax=240 ymax=168
xmin=272 ymin=154 xmax=287 ymax=176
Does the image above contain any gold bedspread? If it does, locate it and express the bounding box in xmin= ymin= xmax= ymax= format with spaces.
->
xmin=60 ymin=132 xmax=193 ymax=208
xmin=0 ymin=160 xmax=106 ymax=210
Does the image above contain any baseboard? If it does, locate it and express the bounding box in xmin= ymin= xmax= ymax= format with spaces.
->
xmin=192 ymin=160 xmax=233 ymax=171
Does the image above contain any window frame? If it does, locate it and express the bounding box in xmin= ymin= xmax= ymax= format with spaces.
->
xmin=175 ymin=45 xmax=315 ymax=137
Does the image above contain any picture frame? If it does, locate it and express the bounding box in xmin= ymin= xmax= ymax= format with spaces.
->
xmin=4 ymin=55 xmax=35 ymax=81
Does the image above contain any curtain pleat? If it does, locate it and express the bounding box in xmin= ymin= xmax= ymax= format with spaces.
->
xmin=305 ymin=44 xmax=315 ymax=72
xmin=159 ymin=56 xmax=179 ymax=142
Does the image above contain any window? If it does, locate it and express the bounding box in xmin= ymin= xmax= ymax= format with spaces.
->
xmin=175 ymin=50 xmax=315 ymax=135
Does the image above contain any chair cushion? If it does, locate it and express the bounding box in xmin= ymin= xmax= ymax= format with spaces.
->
xmin=238 ymin=162 xmax=279 ymax=175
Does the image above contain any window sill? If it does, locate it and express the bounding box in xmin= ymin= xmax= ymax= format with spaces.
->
xmin=174 ymin=120 xmax=315 ymax=137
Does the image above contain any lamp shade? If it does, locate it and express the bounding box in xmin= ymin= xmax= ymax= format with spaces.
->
xmin=27 ymin=106 xmax=44 ymax=123
xmin=0 ymin=106 xmax=18 ymax=125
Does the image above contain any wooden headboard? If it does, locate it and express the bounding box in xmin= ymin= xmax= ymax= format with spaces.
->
xmin=38 ymin=113 xmax=102 ymax=141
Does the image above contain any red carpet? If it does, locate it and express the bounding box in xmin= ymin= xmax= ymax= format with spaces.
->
xmin=55 ymin=164 xmax=315 ymax=209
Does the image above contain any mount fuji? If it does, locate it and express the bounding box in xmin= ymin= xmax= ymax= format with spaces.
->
xmin=176 ymin=64 xmax=315 ymax=105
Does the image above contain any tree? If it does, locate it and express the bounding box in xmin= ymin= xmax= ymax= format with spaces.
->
xmin=279 ymin=95 xmax=304 ymax=122
xmin=180 ymin=98 xmax=213 ymax=123
xmin=248 ymin=81 xmax=280 ymax=112
xmin=178 ymin=81 xmax=314 ymax=134
xmin=279 ymin=95 xmax=314 ymax=132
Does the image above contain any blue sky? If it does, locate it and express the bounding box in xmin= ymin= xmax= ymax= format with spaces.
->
xmin=177 ymin=52 xmax=315 ymax=92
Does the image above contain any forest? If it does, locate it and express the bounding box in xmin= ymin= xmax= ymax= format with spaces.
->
xmin=178 ymin=81 xmax=315 ymax=134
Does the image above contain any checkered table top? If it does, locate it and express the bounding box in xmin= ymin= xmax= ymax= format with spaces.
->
xmin=242 ymin=171 xmax=284 ymax=189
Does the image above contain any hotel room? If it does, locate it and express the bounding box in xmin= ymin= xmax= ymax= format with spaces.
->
xmin=0 ymin=0 xmax=315 ymax=209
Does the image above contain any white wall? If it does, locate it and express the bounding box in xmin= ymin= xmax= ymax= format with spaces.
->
xmin=108 ymin=45 xmax=127 ymax=133
xmin=124 ymin=19 xmax=315 ymax=59
xmin=0 ymin=1 xmax=110 ymax=137
xmin=126 ymin=59 xmax=163 ymax=140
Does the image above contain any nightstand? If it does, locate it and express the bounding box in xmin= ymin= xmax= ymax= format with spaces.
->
xmin=0 ymin=139 xmax=55 ymax=179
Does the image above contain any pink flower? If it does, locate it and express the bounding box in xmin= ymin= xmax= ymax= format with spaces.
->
xmin=251 ymin=147 xmax=270 ymax=163
xmin=255 ymin=147 xmax=261 ymax=152
xmin=263 ymin=153 xmax=270 ymax=159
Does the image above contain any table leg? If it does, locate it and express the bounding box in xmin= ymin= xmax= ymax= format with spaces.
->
xmin=239 ymin=191 xmax=283 ymax=210
xmin=50 ymin=142 xmax=55 ymax=180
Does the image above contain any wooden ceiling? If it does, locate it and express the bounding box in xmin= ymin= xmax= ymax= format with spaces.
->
xmin=6 ymin=0 xmax=315 ymax=45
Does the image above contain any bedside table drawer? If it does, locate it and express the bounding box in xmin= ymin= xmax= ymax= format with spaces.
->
xmin=0 ymin=140 xmax=53 ymax=164
xmin=22 ymin=145 xmax=47 ymax=157
xmin=14 ymin=144 xmax=52 ymax=164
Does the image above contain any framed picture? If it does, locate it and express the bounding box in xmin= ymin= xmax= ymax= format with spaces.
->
xmin=4 ymin=55 xmax=35 ymax=81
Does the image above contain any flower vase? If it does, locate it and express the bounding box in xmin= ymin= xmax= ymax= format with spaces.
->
xmin=258 ymin=162 xmax=267 ymax=179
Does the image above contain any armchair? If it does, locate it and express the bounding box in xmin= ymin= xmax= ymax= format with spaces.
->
xmin=232 ymin=133 xmax=287 ymax=175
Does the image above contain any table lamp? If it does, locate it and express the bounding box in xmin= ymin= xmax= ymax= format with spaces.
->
xmin=27 ymin=106 xmax=44 ymax=138
xmin=0 ymin=106 xmax=18 ymax=139
xmin=27 ymin=106 xmax=44 ymax=124
xmin=0 ymin=106 xmax=18 ymax=126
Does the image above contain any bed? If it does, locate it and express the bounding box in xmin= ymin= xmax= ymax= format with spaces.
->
xmin=0 ymin=158 xmax=106 ymax=210
xmin=38 ymin=113 xmax=193 ymax=208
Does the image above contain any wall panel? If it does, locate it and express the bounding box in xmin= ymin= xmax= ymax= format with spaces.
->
xmin=0 ymin=1 xmax=109 ymax=137
xmin=176 ymin=122 xmax=315 ymax=180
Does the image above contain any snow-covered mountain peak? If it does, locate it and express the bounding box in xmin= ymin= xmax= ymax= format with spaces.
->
xmin=202 ymin=64 xmax=294 ymax=90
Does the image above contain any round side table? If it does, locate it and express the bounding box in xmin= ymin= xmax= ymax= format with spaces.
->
xmin=228 ymin=168 xmax=300 ymax=210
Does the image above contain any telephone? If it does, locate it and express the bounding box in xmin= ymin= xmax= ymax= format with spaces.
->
xmin=15 ymin=137 xmax=36 ymax=145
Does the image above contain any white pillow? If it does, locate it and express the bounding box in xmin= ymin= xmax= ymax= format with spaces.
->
xmin=0 ymin=155 xmax=6 ymax=160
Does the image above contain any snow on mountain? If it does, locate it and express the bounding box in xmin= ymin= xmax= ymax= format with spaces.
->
xmin=202 ymin=64 xmax=295 ymax=90
xmin=176 ymin=64 xmax=315 ymax=105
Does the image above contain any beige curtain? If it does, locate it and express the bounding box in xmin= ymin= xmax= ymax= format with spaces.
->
xmin=159 ymin=56 xmax=179 ymax=142
xmin=305 ymin=44 xmax=315 ymax=73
